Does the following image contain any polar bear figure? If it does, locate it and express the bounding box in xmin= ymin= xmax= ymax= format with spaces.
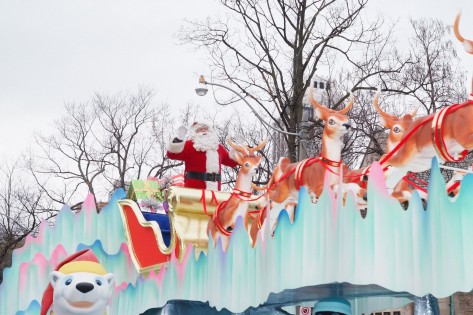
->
xmin=40 ymin=249 xmax=115 ymax=315
xmin=50 ymin=271 xmax=114 ymax=315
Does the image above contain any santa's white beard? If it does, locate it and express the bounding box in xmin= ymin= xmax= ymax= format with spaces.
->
xmin=191 ymin=131 xmax=220 ymax=152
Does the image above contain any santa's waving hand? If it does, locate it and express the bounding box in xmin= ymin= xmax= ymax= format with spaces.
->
xmin=166 ymin=120 xmax=238 ymax=191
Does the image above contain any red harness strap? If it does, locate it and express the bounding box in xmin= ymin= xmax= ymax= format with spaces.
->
xmin=320 ymin=155 xmax=342 ymax=167
xmin=402 ymin=173 xmax=428 ymax=193
xmin=447 ymin=181 xmax=461 ymax=194
xmin=211 ymin=188 xmax=264 ymax=237
xmin=200 ymin=190 xmax=219 ymax=217
xmin=233 ymin=188 xmax=252 ymax=198
xmin=268 ymin=156 xmax=341 ymax=192
xmin=295 ymin=158 xmax=315 ymax=190
xmin=431 ymin=104 xmax=469 ymax=162
xmin=246 ymin=209 xmax=261 ymax=221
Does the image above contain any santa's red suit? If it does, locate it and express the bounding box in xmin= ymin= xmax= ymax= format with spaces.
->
xmin=167 ymin=125 xmax=238 ymax=191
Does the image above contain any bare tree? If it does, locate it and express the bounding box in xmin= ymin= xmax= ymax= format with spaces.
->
xmin=180 ymin=0 xmax=409 ymax=162
xmin=388 ymin=18 xmax=468 ymax=114
xmin=28 ymin=88 xmax=175 ymax=211
xmin=312 ymin=17 xmax=469 ymax=169
xmin=93 ymin=88 xmax=158 ymax=189
xmin=0 ymin=162 xmax=55 ymax=283
xmin=27 ymin=102 xmax=106 ymax=211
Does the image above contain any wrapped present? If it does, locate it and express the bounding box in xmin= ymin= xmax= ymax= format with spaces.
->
xmin=171 ymin=174 xmax=185 ymax=187
xmin=127 ymin=179 xmax=160 ymax=200
xmin=127 ymin=180 xmax=166 ymax=214
xmin=148 ymin=176 xmax=170 ymax=190
xmin=148 ymin=174 xmax=185 ymax=188
xmin=138 ymin=198 xmax=165 ymax=214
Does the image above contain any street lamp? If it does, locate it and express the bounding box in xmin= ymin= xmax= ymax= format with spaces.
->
xmin=195 ymin=75 xmax=208 ymax=96
xmin=195 ymin=75 xmax=308 ymax=160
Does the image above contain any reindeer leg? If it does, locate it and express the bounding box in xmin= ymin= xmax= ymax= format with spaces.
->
xmin=249 ymin=221 xmax=258 ymax=247
xmin=222 ymin=236 xmax=229 ymax=251
xmin=343 ymin=183 xmax=367 ymax=207
xmin=286 ymin=202 xmax=297 ymax=223
xmin=309 ymin=192 xmax=318 ymax=203
xmin=244 ymin=213 xmax=251 ymax=241
xmin=206 ymin=219 xmax=217 ymax=247
xmin=271 ymin=219 xmax=278 ymax=237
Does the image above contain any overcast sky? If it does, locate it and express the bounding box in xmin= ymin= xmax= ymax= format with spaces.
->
xmin=1 ymin=0 xmax=472 ymax=161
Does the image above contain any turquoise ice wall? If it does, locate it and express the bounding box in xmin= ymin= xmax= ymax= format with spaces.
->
xmin=1 ymin=161 xmax=472 ymax=314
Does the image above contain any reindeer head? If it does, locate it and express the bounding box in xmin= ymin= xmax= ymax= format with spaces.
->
xmin=454 ymin=12 xmax=473 ymax=54
xmin=372 ymin=86 xmax=418 ymax=152
xmin=308 ymin=86 xmax=353 ymax=140
xmin=227 ymin=138 xmax=267 ymax=176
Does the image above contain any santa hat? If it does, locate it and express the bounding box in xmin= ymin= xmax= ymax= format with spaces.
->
xmin=191 ymin=120 xmax=213 ymax=132
xmin=40 ymin=249 xmax=107 ymax=315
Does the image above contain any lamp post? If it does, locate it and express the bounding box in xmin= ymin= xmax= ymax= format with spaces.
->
xmin=195 ymin=75 xmax=308 ymax=160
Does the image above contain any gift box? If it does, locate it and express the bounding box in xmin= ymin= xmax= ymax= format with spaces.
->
xmin=127 ymin=180 xmax=166 ymax=214
xmin=149 ymin=174 xmax=184 ymax=188
xmin=127 ymin=179 xmax=160 ymax=200
xmin=138 ymin=198 xmax=166 ymax=214
xmin=171 ymin=174 xmax=185 ymax=187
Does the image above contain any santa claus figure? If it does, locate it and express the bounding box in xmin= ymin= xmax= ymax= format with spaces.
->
xmin=167 ymin=120 xmax=238 ymax=191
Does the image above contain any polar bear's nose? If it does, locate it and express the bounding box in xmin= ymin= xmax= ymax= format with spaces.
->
xmin=76 ymin=282 xmax=94 ymax=294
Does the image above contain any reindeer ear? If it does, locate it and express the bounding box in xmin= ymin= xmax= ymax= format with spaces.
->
xmin=234 ymin=152 xmax=244 ymax=165
xmin=315 ymin=108 xmax=326 ymax=120
xmin=255 ymin=154 xmax=263 ymax=164
xmin=378 ymin=115 xmax=388 ymax=128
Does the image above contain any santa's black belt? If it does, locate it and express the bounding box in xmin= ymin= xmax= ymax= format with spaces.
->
xmin=185 ymin=172 xmax=221 ymax=182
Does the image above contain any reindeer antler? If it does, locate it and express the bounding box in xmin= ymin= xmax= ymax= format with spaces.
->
xmin=227 ymin=137 xmax=248 ymax=156
xmin=453 ymin=12 xmax=465 ymax=43
xmin=245 ymin=139 xmax=268 ymax=156
xmin=308 ymin=85 xmax=328 ymax=112
xmin=454 ymin=11 xmax=473 ymax=54
xmin=308 ymin=85 xmax=354 ymax=114
xmin=411 ymin=105 xmax=419 ymax=118
xmin=338 ymin=91 xmax=354 ymax=115
xmin=372 ymin=86 xmax=396 ymax=121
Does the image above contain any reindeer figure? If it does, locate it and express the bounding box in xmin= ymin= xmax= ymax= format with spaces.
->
xmin=340 ymin=87 xmax=417 ymax=209
xmin=372 ymin=87 xmax=418 ymax=153
xmin=372 ymin=87 xmax=421 ymax=208
xmin=207 ymin=138 xmax=267 ymax=250
xmin=368 ymin=86 xmax=473 ymax=208
xmin=378 ymin=89 xmax=473 ymax=193
xmin=249 ymin=87 xmax=355 ymax=246
xmin=378 ymin=12 xmax=473 ymax=174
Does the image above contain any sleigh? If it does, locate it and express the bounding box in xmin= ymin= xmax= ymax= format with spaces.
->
xmin=117 ymin=186 xmax=261 ymax=273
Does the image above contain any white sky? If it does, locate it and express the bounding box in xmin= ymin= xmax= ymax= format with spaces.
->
xmin=1 ymin=0 xmax=472 ymax=161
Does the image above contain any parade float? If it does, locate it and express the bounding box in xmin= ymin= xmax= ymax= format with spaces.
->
xmin=2 ymin=12 xmax=473 ymax=315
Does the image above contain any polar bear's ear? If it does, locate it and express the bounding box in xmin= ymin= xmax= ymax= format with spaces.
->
xmin=50 ymin=271 xmax=64 ymax=288
xmin=104 ymin=273 xmax=114 ymax=286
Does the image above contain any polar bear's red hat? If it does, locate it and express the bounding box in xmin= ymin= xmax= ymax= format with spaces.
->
xmin=40 ymin=249 xmax=108 ymax=315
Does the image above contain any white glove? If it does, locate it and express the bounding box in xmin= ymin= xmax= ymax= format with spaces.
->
xmin=177 ymin=125 xmax=188 ymax=140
